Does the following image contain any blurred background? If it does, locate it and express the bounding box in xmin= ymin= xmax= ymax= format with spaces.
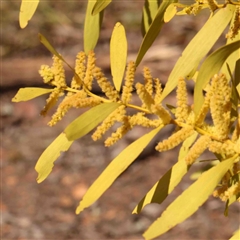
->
xmin=2 ymin=1 xmax=239 ymax=239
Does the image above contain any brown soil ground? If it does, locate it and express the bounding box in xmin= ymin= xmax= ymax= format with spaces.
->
xmin=2 ymin=2 xmax=239 ymax=239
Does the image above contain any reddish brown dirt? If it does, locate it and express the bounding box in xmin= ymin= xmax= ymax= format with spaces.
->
xmin=2 ymin=2 xmax=239 ymax=239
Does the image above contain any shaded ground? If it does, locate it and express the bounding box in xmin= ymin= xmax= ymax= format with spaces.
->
xmin=1 ymin=1 xmax=239 ymax=239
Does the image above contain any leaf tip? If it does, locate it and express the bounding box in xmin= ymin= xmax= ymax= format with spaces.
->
xmin=35 ymin=169 xmax=44 ymax=183
xmin=19 ymin=21 xmax=27 ymax=29
xmin=75 ymin=204 xmax=84 ymax=215
xmin=36 ymin=177 xmax=43 ymax=184
xmin=11 ymin=97 xmax=17 ymax=102
xmin=132 ymin=209 xmax=138 ymax=214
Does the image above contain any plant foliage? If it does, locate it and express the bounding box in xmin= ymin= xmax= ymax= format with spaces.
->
xmin=14 ymin=0 xmax=240 ymax=239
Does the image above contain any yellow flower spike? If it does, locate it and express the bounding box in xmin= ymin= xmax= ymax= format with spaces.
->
xmin=92 ymin=105 xmax=126 ymax=141
xmin=226 ymin=6 xmax=240 ymax=39
xmin=175 ymin=77 xmax=188 ymax=123
xmin=129 ymin=112 xmax=161 ymax=128
xmin=93 ymin=67 xmax=119 ymax=101
xmin=143 ymin=66 xmax=153 ymax=97
xmin=105 ymin=116 xmax=131 ymax=147
xmin=72 ymin=97 xmax=102 ymax=109
xmin=41 ymin=87 xmax=64 ymax=117
xmin=128 ymin=112 xmax=145 ymax=127
xmin=136 ymin=82 xmax=154 ymax=111
xmin=156 ymin=126 xmax=194 ymax=152
xmin=84 ymin=50 xmax=96 ymax=91
xmin=71 ymin=51 xmax=86 ymax=89
xmin=39 ymin=65 xmax=54 ymax=84
xmin=185 ymin=135 xmax=211 ymax=166
xmin=51 ymin=55 xmax=67 ymax=88
xmin=210 ymin=73 xmax=231 ymax=140
xmin=151 ymin=104 xmax=172 ymax=125
xmin=121 ymin=61 xmax=136 ymax=104
xmin=223 ymin=181 xmax=240 ymax=201
xmin=186 ymin=110 xmax=195 ymax=125
xmin=208 ymin=140 xmax=236 ymax=156
xmin=153 ymin=78 xmax=162 ymax=105
xmin=48 ymin=90 xmax=88 ymax=126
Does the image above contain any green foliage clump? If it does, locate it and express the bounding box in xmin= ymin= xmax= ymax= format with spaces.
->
xmin=14 ymin=0 xmax=240 ymax=239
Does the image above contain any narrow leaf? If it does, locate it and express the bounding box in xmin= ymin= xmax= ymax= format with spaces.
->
xmin=136 ymin=0 xmax=177 ymax=66
xmin=19 ymin=0 xmax=39 ymax=28
xmin=110 ymin=22 xmax=128 ymax=91
xmin=92 ymin=0 xmax=111 ymax=16
xmin=235 ymin=59 xmax=240 ymax=97
xmin=35 ymin=103 xmax=118 ymax=183
xmin=38 ymin=33 xmax=75 ymax=71
xmin=133 ymin=159 xmax=190 ymax=214
xmin=194 ymin=40 xmax=240 ymax=115
xmin=228 ymin=60 xmax=240 ymax=121
xmin=229 ymin=228 xmax=240 ymax=240
xmin=12 ymin=87 xmax=53 ymax=102
xmin=35 ymin=133 xmax=73 ymax=183
xmin=141 ymin=0 xmax=159 ymax=36
xmin=164 ymin=3 xmax=177 ymax=23
xmin=65 ymin=102 xmax=120 ymax=141
xmin=222 ymin=6 xmax=240 ymax=79
xmin=161 ymin=5 xmax=235 ymax=102
xmin=39 ymin=33 xmax=63 ymax=60
xmin=143 ymin=157 xmax=236 ymax=239
xmin=76 ymin=125 xmax=164 ymax=214
xmin=84 ymin=0 xmax=104 ymax=54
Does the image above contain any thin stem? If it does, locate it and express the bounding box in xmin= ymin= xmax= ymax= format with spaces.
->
xmin=125 ymin=103 xmax=151 ymax=114
xmin=65 ymin=86 xmax=112 ymax=103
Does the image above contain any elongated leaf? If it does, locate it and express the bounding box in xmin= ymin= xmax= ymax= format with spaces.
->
xmin=194 ymin=40 xmax=240 ymax=115
xmin=35 ymin=133 xmax=73 ymax=183
xmin=92 ymin=0 xmax=111 ymax=15
xmin=235 ymin=59 xmax=240 ymax=97
xmin=228 ymin=60 xmax=240 ymax=121
xmin=39 ymin=33 xmax=63 ymax=60
xmin=39 ymin=33 xmax=84 ymax=86
xmin=143 ymin=157 xmax=236 ymax=239
xmin=110 ymin=22 xmax=127 ymax=91
xmin=164 ymin=3 xmax=177 ymax=23
xmin=222 ymin=6 xmax=240 ymax=79
xmin=65 ymin=102 xmax=120 ymax=141
xmin=230 ymin=228 xmax=240 ymax=240
xmin=161 ymin=5 xmax=234 ymax=102
xmin=19 ymin=0 xmax=39 ymax=28
xmin=35 ymin=103 xmax=118 ymax=183
xmin=141 ymin=0 xmax=159 ymax=36
xmin=39 ymin=33 xmax=76 ymax=72
xmin=84 ymin=0 xmax=104 ymax=54
xmin=76 ymin=125 xmax=164 ymax=214
xmin=12 ymin=87 xmax=53 ymax=102
xmin=133 ymin=159 xmax=190 ymax=214
xmin=136 ymin=0 xmax=176 ymax=66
